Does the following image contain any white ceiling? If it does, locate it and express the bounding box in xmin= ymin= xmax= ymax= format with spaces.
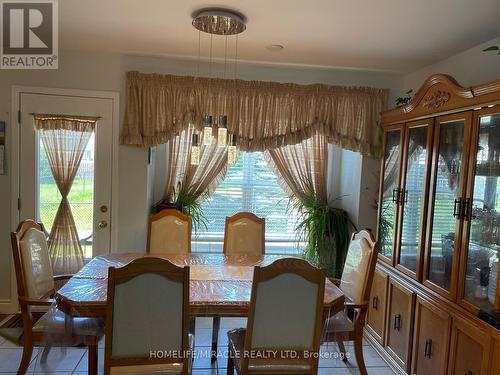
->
xmin=60 ymin=0 xmax=500 ymax=73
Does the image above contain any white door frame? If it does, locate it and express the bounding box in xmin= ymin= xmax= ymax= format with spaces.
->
xmin=3 ymin=85 xmax=120 ymax=313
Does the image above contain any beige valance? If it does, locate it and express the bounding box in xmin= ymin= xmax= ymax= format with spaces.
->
xmin=121 ymin=71 xmax=389 ymax=156
xmin=34 ymin=114 xmax=98 ymax=132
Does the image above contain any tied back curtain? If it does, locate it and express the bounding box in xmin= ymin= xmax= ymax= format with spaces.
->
xmin=164 ymin=125 xmax=228 ymax=207
xmin=264 ymin=132 xmax=328 ymax=205
xmin=34 ymin=115 xmax=97 ymax=274
xmin=122 ymin=71 xmax=389 ymax=157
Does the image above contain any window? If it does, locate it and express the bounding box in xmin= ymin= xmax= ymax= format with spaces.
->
xmin=192 ymin=152 xmax=303 ymax=254
xmin=38 ymin=133 xmax=95 ymax=257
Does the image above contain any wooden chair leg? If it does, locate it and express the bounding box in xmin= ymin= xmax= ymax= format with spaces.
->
xmin=189 ymin=317 xmax=196 ymax=335
xmin=87 ymin=337 xmax=98 ymax=375
xmin=40 ymin=345 xmax=51 ymax=363
xmin=354 ymin=333 xmax=367 ymax=375
xmin=227 ymin=348 xmax=235 ymax=375
xmin=17 ymin=340 xmax=33 ymax=375
xmin=336 ymin=338 xmax=348 ymax=362
xmin=211 ymin=316 xmax=220 ymax=362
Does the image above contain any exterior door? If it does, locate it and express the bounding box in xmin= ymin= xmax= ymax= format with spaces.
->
xmin=18 ymin=92 xmax=114 ymax=258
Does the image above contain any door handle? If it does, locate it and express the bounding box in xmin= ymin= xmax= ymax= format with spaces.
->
xmin=424 ymin=339 xmax=432 ymax=359
xmin=394 ymin=314 xmax=401 ymax=331
xmin=97 ymin=220 xmax=108 ymax=229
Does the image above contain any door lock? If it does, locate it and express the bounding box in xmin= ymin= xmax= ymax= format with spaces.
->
xmin=97 ymin=220 xmax=108 ymax=229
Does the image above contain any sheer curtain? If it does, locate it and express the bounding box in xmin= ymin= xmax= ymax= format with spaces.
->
xmin=264 ymin=132 xmax=328 ymax=204
xmin=34 ymin=115 xmax=97 ymax=274
xmin=163 ymin=125 xmax=228 ymax=213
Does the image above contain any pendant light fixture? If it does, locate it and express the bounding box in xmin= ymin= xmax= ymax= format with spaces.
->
xmin=190 ymin=8 xmax=246 ymax=164
xmin=227 ymin=133 xmax=238 ymax=165
xmin=202 ymin=115 xmax=213 ymax=146
xmin=191 ymin=133 xmax=201 ymax=165
xmin=217 ymin=115 xmax=228 ymax=147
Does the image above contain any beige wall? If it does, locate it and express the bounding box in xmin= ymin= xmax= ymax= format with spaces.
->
xmin=403 ymin=35 xmax=500 ymax=90
xmin=0 ymin=49 xmax=402 ymax=311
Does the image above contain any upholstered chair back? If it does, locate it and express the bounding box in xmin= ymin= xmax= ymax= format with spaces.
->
xmin=246 ymin=258 xmax=325 ymax=355
xmin=147 ymin=209 xmax=192 ymax=253
xmin=11 ymin=221 xmax=55 ymax=300
xmin=339 ymin=230 xmax=378 ymax=305
xmin=224 ymin=212 xmax=265 ymax=255
xmin=105 ymin=258 xmax=190 ymax=374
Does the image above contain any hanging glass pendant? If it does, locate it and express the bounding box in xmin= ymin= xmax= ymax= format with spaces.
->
xmin=202 ymin=115 xmax=213 ymax=146
xmin=217 ymin=115 xmax=228 ymax=147
xmin=191 ymin=133 xmax=201 ymax=165
xmin=227 ymin=134 xmax=239 ymax=165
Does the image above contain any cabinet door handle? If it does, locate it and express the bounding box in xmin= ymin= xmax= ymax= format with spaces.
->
xmin=424 ymin=339 xmax=432 ymax=359
xmin=461 ymin=198 xmax=470 ymax=220
xmin=392 ymin=188 xmax=399 ymax=204
xmin=372 ymin=296 xmax=379 ymax=310
xmin=465 ymin=371 xmax=472 ymax=375
xmin=394 ymin=314 xmax=401 ymax=331
xmin=453 ymin=198 xmax=462 ymax=219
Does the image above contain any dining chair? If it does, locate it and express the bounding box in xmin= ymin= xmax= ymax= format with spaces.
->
xmin=322 ymin=230 xmax=379 ymax=375
xmin=104 ymin=257 xmax=193 ymax=375
xmin=209 ymin=212 xmax=265 ymax=361
xmin=223 ymin=212 xmax=265 ymax=255
xmin=146 ymin=209 xmax=192 ymax=253
xmin=227 ymin=258 xmax=326 ymax=375
xmin=11 ymin=219 xmax=103 ymax=375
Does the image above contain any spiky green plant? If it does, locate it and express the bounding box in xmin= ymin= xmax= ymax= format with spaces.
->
xmin=378 ymin=200 xmax=394 ymax=254
xmin=172 ymin=184 xmax=209 ymax=233
xmin=291 ymin=187 xmax=355 ymax=278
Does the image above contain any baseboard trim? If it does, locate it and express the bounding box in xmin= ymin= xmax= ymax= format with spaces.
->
xmin=0 ymin=299 xmax=18 ymax=315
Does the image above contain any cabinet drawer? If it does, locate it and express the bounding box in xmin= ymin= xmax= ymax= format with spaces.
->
xmin=386 ymin=279 xmax=415 ymax=371
xmin=411 ymin=298 xmax=451 ymax=375
xmin=448 ymin=319 xmax=490 ymax=375
xmin=367 ymin=269 xmax=388 ymax=344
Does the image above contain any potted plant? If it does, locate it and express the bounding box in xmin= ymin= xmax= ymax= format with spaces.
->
xmin=154 ymin=182 xmax=208 ymax=232
xmin=292 ymin=191 xmax=355 ymax=278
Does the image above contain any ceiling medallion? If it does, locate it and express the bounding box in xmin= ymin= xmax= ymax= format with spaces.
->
xmin=192 ymin=8 xmax=246 ymax=36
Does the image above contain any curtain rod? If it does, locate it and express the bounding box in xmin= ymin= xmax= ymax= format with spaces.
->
xmin=30 ymin=113 xmax=102 ymax=121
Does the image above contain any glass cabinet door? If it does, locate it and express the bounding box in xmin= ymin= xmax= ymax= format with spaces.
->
xmin=379 ymin=127 xmax=403 ymax=261
xmin=461 ymin=110 xmax=500 ymax=312
xmin=425 ymin=113 xmax=471 ymax=296
xmin=398 ymin=121 xmax=432 ymax=277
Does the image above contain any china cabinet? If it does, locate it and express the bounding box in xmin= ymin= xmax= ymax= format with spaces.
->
xmin=366 ymin=74 xmax=500 ymax=375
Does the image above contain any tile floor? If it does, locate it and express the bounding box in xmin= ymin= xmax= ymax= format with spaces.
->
xmin=0 ymin=317 xmax=396 ymax=375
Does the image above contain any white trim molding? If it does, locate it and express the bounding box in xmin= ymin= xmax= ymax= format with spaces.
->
xmin=2 ymin=86 xmax=120 ymax=314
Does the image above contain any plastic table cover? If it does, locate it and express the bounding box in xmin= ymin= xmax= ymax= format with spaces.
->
xmin=55 ymin=253 xmax=345 ymax=318
xmin=23 ymin=253 xmax=345 ymax=374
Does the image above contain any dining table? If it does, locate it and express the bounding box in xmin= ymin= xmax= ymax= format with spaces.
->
xmin=55 ymin=252 xmax=346 ymax=318
xmin=54 ymin=252 xmax=345 ymax=372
